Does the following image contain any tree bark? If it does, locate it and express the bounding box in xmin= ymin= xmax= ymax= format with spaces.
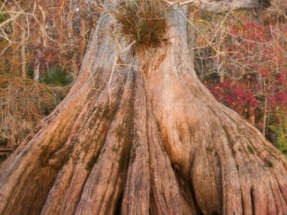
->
xmin=0 ymin=1 xmax=287 ymax=215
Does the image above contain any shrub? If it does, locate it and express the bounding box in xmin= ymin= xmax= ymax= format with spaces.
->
xmin=41 ymin=67 xmax=73 ymax=86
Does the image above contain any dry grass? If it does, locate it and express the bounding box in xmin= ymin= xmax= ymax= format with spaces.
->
xmin=114 ymin=0 xmax=171 ymax=55
xmin=0 ymin=77 xmax=69 ymax=147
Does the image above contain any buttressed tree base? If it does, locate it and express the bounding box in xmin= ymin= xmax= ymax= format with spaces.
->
xmin=0 ymin=0 xmax=287 ymax=214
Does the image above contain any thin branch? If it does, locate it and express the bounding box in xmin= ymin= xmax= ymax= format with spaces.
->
xmin=162 ymin=0 xmax=259 ymax=13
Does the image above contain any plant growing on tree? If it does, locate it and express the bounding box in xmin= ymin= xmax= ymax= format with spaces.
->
xmin=113 ymin=0 xmax=170 ymax=55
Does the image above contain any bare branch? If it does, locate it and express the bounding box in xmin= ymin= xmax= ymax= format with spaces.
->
xmin=163 ymin=0 xmax=260 ymax=13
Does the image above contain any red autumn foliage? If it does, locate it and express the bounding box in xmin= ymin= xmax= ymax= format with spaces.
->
xmin=204 ymin=78 xmax=258 ymax=118
xmin=203 ymin=13 xmax=287 ymax=131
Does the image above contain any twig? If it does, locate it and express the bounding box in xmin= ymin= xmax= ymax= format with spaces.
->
xmin=162 ymin=0 xmax=194 ymax=6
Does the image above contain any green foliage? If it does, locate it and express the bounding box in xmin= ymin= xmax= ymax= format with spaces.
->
xmin=114 ymin=0 xmax=170 ymax=54
xmin=40 ymin=88 xmax=68 ymax=116
xmin=0 ymin=13 xmax=9 ymax=22
xmin=269 ymin=115 xmax=287 ymax=158
xmin=40 ymin=67 xmax=73 ymax=86
xmin=0 ymin=12 xmax=12 ymax=34
xmin=27 ymin=66 xmax=34 ymax=79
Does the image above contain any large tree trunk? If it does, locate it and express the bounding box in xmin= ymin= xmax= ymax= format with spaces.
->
xmin=0 ymin=1 xmax=287 ymax=215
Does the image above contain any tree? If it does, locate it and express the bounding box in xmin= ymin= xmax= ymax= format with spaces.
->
xmin=0 ymin=0 xmax=287 ymax=214
xmin=195 ymin=10 xmax=287 ymax=154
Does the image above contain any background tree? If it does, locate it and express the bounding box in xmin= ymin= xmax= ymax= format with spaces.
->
xmin=0 ymin=0 xmax=99 ymax=149
xmin=0 ymin=0 xmax=287 ymax=214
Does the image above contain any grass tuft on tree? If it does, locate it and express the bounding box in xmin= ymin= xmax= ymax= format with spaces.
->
xmin=114 ymin=0 xmax=170 ymax=55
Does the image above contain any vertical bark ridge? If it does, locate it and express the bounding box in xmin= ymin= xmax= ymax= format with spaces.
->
xmin=74 ymin=68 xmax=135 ymax=215
xmin=121 ymin=71 xmax=150 ymax=215
xmin=41 ymin=65 xmax=130 ymax=214
xmin=121 ymin=67 xmax=185 ymax=215
xmin=147 ymin=101 xmax=183 ymax=215
xmin=210 ymin=104 xmax=287 ymax=214
xmin=189 ymin=107 xmax=242 ymax=214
